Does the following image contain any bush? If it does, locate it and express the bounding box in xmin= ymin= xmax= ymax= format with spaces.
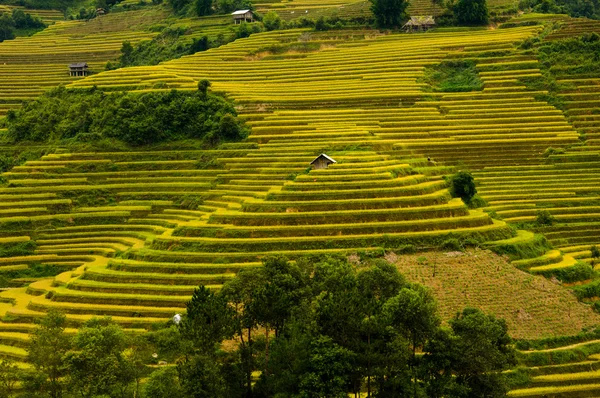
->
xmin=448 ymin=171 xmax=477 ymax=203
xmin=6 ymin=85 xmax=249 ymax=147
xmin=452 ymin=0 xmax=489 ymax=25
xmin=263 ymin=11 xmax=281 ymax=31
xmin=535 ymin=210 xmax=555 ymax=226
xmin=441 ymin=238 xmax=462 ymax=251
xmin=468 ymin=194 xmax=487 ymax=209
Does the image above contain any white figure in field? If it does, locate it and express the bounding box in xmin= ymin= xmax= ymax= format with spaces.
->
xmin=173 ymin=313 xmax=182 ymax=325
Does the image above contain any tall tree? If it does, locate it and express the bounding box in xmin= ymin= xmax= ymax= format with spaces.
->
xmin=449 ymin=308 xmax=516 ymax=397
xmin=369 ymin=0 xmax=409 ymax=28
xmin=63 ymin=318 xmax=133 ymax=397
xmin=383 ymin=285 xmax=440 ymax=397
xmin=195 ymin=0 xmax=213 ymax=16
xmin=452 ymin=0 xmax=489 ymax=25
xmin=28 ymin=310 xmax=71 ymax=398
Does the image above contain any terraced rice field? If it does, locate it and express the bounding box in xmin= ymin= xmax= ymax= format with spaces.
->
xmin=2 ymin=7 xmax=600 ymax=395
xmin=0 ymin=6 xmax=237 ymax=117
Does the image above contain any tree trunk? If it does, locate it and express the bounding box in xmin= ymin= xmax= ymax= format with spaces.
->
xmin=247 ymin=327 xmax=252 ymax=397
xmin=265 ymin=325 xmax=270 ymax=377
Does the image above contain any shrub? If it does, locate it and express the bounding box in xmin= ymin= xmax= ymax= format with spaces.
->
xmin=453 ymin=0 xmax=489 ymax=24
xmin=263 ymin=11 xmax=281 ymax=31
xmin=441 ymin=238 xmax=461 ymax=251
xmin=448 ymin=171 xmax=477 ymax=203
xmin=535 ymin=210 xmax=555 ymax=226
xmin=6 ymin=86 xmax=249 ymax=147
xmin=468 ymin=194 xmax=487 ymax=209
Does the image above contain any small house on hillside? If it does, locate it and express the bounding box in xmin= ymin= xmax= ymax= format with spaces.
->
xmin=96 ymin=8 xmax=105 ymax=15
xmin=310 ymin=154 xmax=337 ymax=170
xmin=68 ymin=62 xmax=89 ymax=77
xmin=403 ymin=16 xmax=435 ymax=32
xmin=232 ymin=9 xmax=254 ymax=24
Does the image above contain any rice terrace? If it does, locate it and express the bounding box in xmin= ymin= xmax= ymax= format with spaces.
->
xmin=0 ymin=0 xmax=600 ymax=396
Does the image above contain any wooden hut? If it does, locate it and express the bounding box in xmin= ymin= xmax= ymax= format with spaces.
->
xmin=232 ymin=9 xmax=254 ymax=24
xmin=310 ymin=154 xmax=337 ymax=170
xmin=68 ymin=62 xmax=89 ymax=77
xmin=96 ymin=8 xmax=106 ymax=15
xmin=403 ymin=16 xmax=436 ymax=32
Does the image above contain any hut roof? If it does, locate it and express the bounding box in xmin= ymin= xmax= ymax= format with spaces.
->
xmin=403 ymin=16 xmax=435 ymax=27
xmin=69 ymin=62 xmax=88 ymax=68
xmin=310 ymin=153 xmax=337 ymax=165
xmin=232 ymin=9 xmax=252 ymax=15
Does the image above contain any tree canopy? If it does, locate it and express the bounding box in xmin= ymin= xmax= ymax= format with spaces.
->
xmin=369 ymin=0 xmax=409 ymax=28
xmin=6 ymin=85 xmax=248 ymax=146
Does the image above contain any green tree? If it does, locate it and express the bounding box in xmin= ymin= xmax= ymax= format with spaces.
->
xmin=28 ymin=310 xmax=71 ymax=398
xmin=119 ymin=40 xmax=134 ymax=66
xmin=297 ymin=336 xmax=356 ymax=398
xmin=449 ymin=171 xmax=477 ymax=204
xmin=0 ymin=14 xmax=15 ymax=43
xmin=369 ymin=0 xmax=409 ymax=28
xmin=144 ymin=367 xmax=185 ymax=398
xmin=63 ymin=318 xmax=133 ymax=397
xmin=0 ymin=359 xmax=21 ymax=398
xmin=449 ymin=308 xmax=516 ymax=397
xmin=195 ymin=0 xmax=213 ymax=15
xmin=357 ymin=261 xmax=407 ymax=396
xmin=197 ymin=78 xmax=211 ymax=96
xmin=179 ymin=285 xmax=235 ymax=353
xmin=168 ymin=0 xmax=192 ymax=13
xmin=383 ymin=285 xmax=440 ymax=397
xmin=263 ymin=11 xmax=281 ymax=31
xmin=221 ymin=268 xmax=268 ymax=396
xmin=452 ymin=0 xmax=489 ymax=25
xmin=591 ymin=245 xmax=600 ymax=265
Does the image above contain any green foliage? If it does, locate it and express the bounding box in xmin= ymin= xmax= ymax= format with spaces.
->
xmin=535 ymin=261 xmax=595 ymax=283
xmin=448 ymin=171 xmax=477 ymax=203
xmin=519 ymin=0 xmax=600 ymax=19
xmin=591 ymin=245 xmax=600 ymax=259
xmin=262 ymin=10 xmax=281 ymax=31
xmin=195 ymin=0 xmax=212 ymax=15
xmin=537 ymin=35 xmax=600 ymax=76
xmin=6 ymin=86 xmax=248 ymax=146
xmin=0 ymin=13 xmax=15 ymax=42
xmin=64 ymin=318 xmax=134 ymax=397
xmin=423 ymin=60 xmax=484 ymax=92
xmin=535 ymin=209 xmax=555 ymax=226
xmin=451 ymin=0 xmax=489 ymax=25
xmin=369 ymin=0 xmax=409 ymax=28
xmin=28 ymin=310 xmax=71 ymax=398
xmin=180 ymin=285 xmax=236 ymax=352
xmin=115 ymin=26 xmax=203 ymax=68
xmin=144 ymin=367 xmax=185 ymax=398
xmin=449 ymin=308 xmax=516 ymax=396
xmin=0 ymin=239 xmax=35 ymax=258
xmin=0 ymin=359 xmax=21 ymax=398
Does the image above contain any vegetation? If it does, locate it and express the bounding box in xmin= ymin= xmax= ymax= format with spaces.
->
xmin=448 ymin=171 xmax=477 ymax=204
xmin=450 ymin=0 xmax=489 ymax=25
xmin=519 ymin=0 xmax=600 ymax=19
xmin=5 ymin=85 xmax=248 ymax=146
xmin=422 ymin=60 xmax=484 ymax=92
xmin=369 ymin=0 xmax=409 ymax=28
xmin=0 ymin=9 xmax=46 ymax=42
xmin=167 ymin=0 xmax=253 ymax=15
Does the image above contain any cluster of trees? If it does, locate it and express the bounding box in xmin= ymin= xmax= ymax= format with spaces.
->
xmin=0 ymin=256 xmax=516 ymax=397
xmin=0 ymin=312 xmax=150 ymax=397
xmin=519 ymin=0 xmax=599 ymax=19
xmin=6 ymin=83 xmax=248 ymax=147
xmin=170 ymin=255 xmax=515 ymax=397
xmin=163 ymin=0 xmax=253 ymax=16
xmin=0 ymin=9 xmax=46 ymax=42
xmin=368 ymin=0 xmax=489 ymax=28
